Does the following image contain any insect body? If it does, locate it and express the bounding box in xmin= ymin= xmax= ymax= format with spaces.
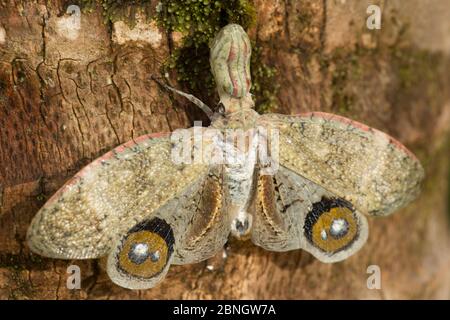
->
xmin=27 ymin=24 xmax=424 ymax=289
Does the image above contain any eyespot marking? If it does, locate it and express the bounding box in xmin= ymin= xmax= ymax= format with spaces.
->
xmin=116 ymin=218 xmax=174 ymax=279
xmin=304 ymin=197 xmax=359 ymax=253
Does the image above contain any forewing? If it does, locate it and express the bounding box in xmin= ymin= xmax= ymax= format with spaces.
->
xmin=251 ymin=166 xmax=368 ymax=263
xmin=258 ymin=112 xmax=424 ymax=216
xmin=27 ymin=131 xmax=209 ymax=259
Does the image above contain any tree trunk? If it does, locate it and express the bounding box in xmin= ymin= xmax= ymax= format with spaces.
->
xmin=1 ymin=0 xmax=449 ymax=299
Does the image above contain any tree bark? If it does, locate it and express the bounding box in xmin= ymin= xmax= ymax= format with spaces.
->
xmin=0 ymin=0 xmax=449 ymax=299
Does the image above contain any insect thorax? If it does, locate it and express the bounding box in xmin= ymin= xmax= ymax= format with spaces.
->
xmin=223 ymin=131 xmax=258 ymax=240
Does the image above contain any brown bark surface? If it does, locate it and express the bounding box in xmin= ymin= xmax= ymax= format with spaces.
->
xmin=1 ymin=0 xmax=449 ymax=299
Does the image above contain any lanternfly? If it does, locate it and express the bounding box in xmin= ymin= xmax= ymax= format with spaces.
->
xmin=27 ymin=24 xmax=424 ymax=289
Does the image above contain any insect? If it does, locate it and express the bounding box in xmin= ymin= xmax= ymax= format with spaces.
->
xmin=27 ymin=24 xmax=424 ymax=289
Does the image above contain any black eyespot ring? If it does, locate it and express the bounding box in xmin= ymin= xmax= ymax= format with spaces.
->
xmin=116 ymin=217 xmax=175 ymax=279
xmin=304 ymin=197 xmax=359 ymax=253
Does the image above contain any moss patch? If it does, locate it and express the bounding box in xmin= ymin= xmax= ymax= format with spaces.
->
xmin=157 ymin=0 xmax=277 ymax=113
xmin=320 ymin=46 xmax=368 ymax=114
xmin=157 ymin=0 xmax=255 ymax=46
xmin=251 ymin=43 xmax=279 ymax=113
xmin=80 ymin=0 xmax=153 ymax=27
xmin=8 ymin=271 xmax=34 ymax=299
xmin=156 ymin=0 xmax=255 ymax=100
xmin=321 ymin=37 xmax=448 ymax=120
xmin=391 ymin=48 xmax=443 ymax=92
xmin=77 ymin=1 xmax=277 ymax=113
xmin=0 ymin=253 xmax=48 ymax=298
xmin=0 ymin=253 xmax=49 ymax=271
xmin=166 ymin=40 xmax=216 ymax=97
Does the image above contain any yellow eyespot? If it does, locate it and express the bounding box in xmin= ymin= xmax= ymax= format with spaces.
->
xmin=116 ymin=218 xmax=174 ymax=279
xmin=305 ymin=198 xmax=358 ymax=253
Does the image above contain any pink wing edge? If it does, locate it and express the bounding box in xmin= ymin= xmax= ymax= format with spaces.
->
xmin=44 ymin=132 xmax=170 ymax=206
xmin=297 ymin=112 xmax=420 ymax=162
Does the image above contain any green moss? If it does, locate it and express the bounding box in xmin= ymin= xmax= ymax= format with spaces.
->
xmin=250 ymin=42 xmax=279 ymax=113
xmin=9 ymin=272 xmax=34 ymax=300
xmin=156 ymin=0 xmax=255 ymax=95
xmin=320 ymin=10 xmax=447 ymax=118
xmin=391 ymin=49 xmax=440 ymax=91
xmin=80 ymin=0 xmax=153 ymax=27
xmin=320 ymin=40 xmax=439 ymax=115
xmin=157 ymin=0 xmax=256 ymax=46
xmin=0 ymin=253 xmax=48 ymax=271
xmin=389 ymin=49 xmax=447 ymax=130
xmin=320 ymin=23 xmax=448 ymax=176
xmin=157 ymin=0 xmax=279 ymax=113
xmin=0 ymin=253 xmax=44 ymax=299
xmin=321 ymin=47 xmax=367 ymax=114
xmin=326 ymin=45 xmax=444 ymax=115
xmin=168 ymin=40 xmax=216 ymax=96
xmin=79 ymin=1 xmax=276 ymax=113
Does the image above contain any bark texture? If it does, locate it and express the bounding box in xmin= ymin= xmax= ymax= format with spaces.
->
xmin=1 ymin=0 xmax=450 ymax=299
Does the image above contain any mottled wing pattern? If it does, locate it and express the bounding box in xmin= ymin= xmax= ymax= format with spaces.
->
xmin=250 ymin=166 xmax=368 ymax=262
xmin=106 ymin=166 xmax=231 ymax=289
xmin=27 ymin=130 xmax=210 ymax=260
xmin=258 ymin=112 xmax=424 ymax=216
xmin=172 ymin=167 xmax=231 ymax=264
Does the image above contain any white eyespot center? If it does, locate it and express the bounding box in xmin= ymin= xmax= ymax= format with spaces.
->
xmin=150 ymin=250 xmax=160 ymax=262
xmin=330 ymin=218 xmax=349 ymax=238
xmin=320 ymin=229 xmax=328 ymax=240
xmin=128 ymin=242 xmax=150 ymax=265
xmin=133 ymin=243 xmax=149 ymax=256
